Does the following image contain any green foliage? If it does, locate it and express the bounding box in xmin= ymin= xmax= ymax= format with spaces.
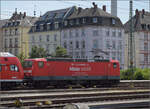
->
xmin=53 ymin=46 xmax=68 ymax=57
xmin=120 ymin=68 xmax=150 ymax=80
xmin=30 ymin=46 xmax=47 ymax=58
xmin=17 ymin=53 xmax=26 ymax=66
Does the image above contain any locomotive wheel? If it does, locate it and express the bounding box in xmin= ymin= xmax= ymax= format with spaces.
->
xmin=33 ymin=81 xmax=48 ymax=89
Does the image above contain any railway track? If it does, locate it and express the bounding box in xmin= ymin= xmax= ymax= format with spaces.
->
xmin=0 ymin=80 xmax=150 ymax=108
xmin=0 ymin=89 xmax=150 ymax=108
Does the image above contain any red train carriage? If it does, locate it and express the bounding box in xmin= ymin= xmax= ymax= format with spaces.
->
xmin=0 ymin=52 xmax=24 ymax=89
xmin=23 ymin=58 xmax=120 ymax=88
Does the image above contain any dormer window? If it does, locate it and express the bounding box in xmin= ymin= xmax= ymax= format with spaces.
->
xmin=40 ymin=24 xmax=43 ymax=31
xmin=69 ymin=20 xmax=74 ymax=25
xmin=76 ymin=19 xmax=79 ymax=25
xmin=82 ymin=18 xmax=86 ymax=24
xmin=112 ymin=19 xmax=115 ymax=25
xmin=47 ymin=23 xmax=51 ymax=30
xmin=54 ymin=22 xmax=59 ymax=29
xmin=64 ymin=20 xmax=68 ymax=26
xmin=93 ymin=17 xmax=98 ymax=23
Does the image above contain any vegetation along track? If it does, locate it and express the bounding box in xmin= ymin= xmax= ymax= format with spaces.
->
xmin=0 ymin=89 xmax=150 ymax=108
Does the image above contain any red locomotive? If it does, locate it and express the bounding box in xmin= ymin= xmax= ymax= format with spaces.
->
xmin=0 ymin=52 xmax=24 ymax=89
xmin=23 ymin=58 xmax=120 ymax=88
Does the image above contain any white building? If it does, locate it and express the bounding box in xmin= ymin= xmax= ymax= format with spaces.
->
xmin=124 ymin=9 xmax=150 ymax=69
xmin=29 ymin=7 xmax=76 ymax=56
xmin=61 ymin=3 xmax=125 ymax=69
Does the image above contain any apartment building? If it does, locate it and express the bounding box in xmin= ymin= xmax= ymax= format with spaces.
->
xmin=0 ymin=19 xmax=8 ymax=52
xmin=2 ymin=11 xmax=37 ymax=57
xmin=61 ymin=3 xmax=125 ymax=69
xmin=29 ymin=6 xmax=76 ymax=56
xmin=124 ymin=9 xmax=150 ymax=69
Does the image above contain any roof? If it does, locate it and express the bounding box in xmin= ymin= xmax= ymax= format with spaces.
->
xmin=124 ymin=10 xmax=150 ymax=32
xmin=36 ymin=6 xmax=75 ymax=25
xmin=68 ymin=7 xmax=117 ymax=19
xmin=2 ymin=12 xmax=38 ymax=28
xmin=0 ymin=19 xmax=8 ymax=28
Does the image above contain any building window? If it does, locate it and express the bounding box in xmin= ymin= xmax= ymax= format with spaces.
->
xmin=63 ymin=32 xmax=67 ymax=39
xmin=10 ymin=29 xmax=12 ymax=35
xmin=9 ymin=38 xmax=12 ymax=47
xmin=118 ymin=41 xmax=122 ymax=50
xmin=5 ymin=29 xmax=8 ymax=36
xmin=112 ymin=52 xmax=116 ymax=60
xmin=118 ymin=31 xmax=122 ymax=37
xmin=64 ymin=41 xmax=67 ymax=49
xmin=106 ymin=40 xmax=110 ymax=49
xmin=112 ymin=31 xmax=116 ymax=37
xmin=15 ymin=38 xmax=18 ymax=47
xmin=81 ymin=29 xmax=85 ymax=36
xmin=76 ymin=41 xmax=79 ymax=49
xmin=81 ymin=40 xmax=85 ymax=48
xmin=75 ymin=29 xmax=79 ymax=37
xmin=39 ymin=35 xmax=42 ymax=42
xmin=76 ymin=19 xmax=79 ymax=25
xmin=32 ymin=36 xmax=35 ymax=42
xmin=40 ymin=24 xmax=43 ymax=31
xmin=54 ymin=22 xmax=59 ymax=29
xmin=64 ymin=21 xmax=68 ymax=26
xmin=69 ymin=20 xmax=74 ymax=25
xmin=93 ymin=30 xmax=99 ymax=36
xmin=144 ymin=33 xmax=148 ymax=40
xmin=15 ymin=28 xmax=18 ymax=35
xmin=93 ymin=17 xmax=98 ymax=23
xmin=69 ymin=30 xmax=72 ymax=38
xmin=47 ymin=35 xmax=50 ymax=42
xmin=112 ymin=19 xmax=115 ymax=25
xmin=106 ymin=29 xmax=110 ymax=36
xmin=47 ymin=23 xmax=51 ymax=30
xmin=144 ymin=43 xmax=148 ymax=50
xmin=82 ymin=18 xmax=86 ymax=24
xmin=69 ymin=41 xmax=73 ymax=49
xmin=15 ymin=48 xmax=18 ymax=55
xmin=93 ymin=40 xmax=99 ymax=49
xmin=112 ymin=41 xmax=116 ymax=49
xmin=54 ymin=34 xmax=57 ymax=41
xmin=144 ymin=54 xmax=148 ymax=62
xmin=5 ymin=39 xmax=7 ymax=48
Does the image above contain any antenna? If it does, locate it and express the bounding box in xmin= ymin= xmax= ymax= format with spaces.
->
xmin=15 ymin=8 xmax=17 ymax=13
xmin=34 ymin=5 xmax=36 ymax=17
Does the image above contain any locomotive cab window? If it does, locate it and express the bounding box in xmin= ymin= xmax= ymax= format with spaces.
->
xmin=10 ymin=65 xmax=18 ymax=72
xmin=113 ymin=63 xmax=117 ymax=68
xmin=38 ymin=61 xmax=44 ymax=68
xmin=23 ymin=61 xmax=33 ymax=68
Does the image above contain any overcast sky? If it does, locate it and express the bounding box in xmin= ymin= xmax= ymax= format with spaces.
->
xmin=1 ymin=0 xmax=150 ymax=24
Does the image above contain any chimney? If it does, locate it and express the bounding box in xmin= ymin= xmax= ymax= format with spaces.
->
xmin=142 ymin=9 xmax=145 ymax=15
xmin=103 ymin=5 xmax=106 ymax=11
xmin=78 ymin=7 xmax=82 ymax=14
xmin=92 ymin=2 xmax=97 ymax=9
xmin=24 ymin=12 xmax=26 ymax=17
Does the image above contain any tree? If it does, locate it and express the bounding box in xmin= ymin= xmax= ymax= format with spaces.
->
xmin=30 ymin=46 xmax=47 ymax=58
xmin=54 ymin=46 xmax=68 ymax=57
xmin=17 ymin=53 xmax=26 ymax=66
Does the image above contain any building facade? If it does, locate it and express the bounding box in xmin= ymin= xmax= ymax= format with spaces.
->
xmin=0 ymin=19 xmax=8 ymax=52
xmin=61 ymin=3 xmax=125 ymax=69
xmin=29 ymin=7 xmax=76 ymax=56
xmin=124 ymin=9 xmax=150 ymax=69
xmin=2 ymin=11 xmax=37 ymax=57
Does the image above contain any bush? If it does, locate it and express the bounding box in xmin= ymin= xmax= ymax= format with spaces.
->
xmin=120 ymin=68 xmax=150 ymax=80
